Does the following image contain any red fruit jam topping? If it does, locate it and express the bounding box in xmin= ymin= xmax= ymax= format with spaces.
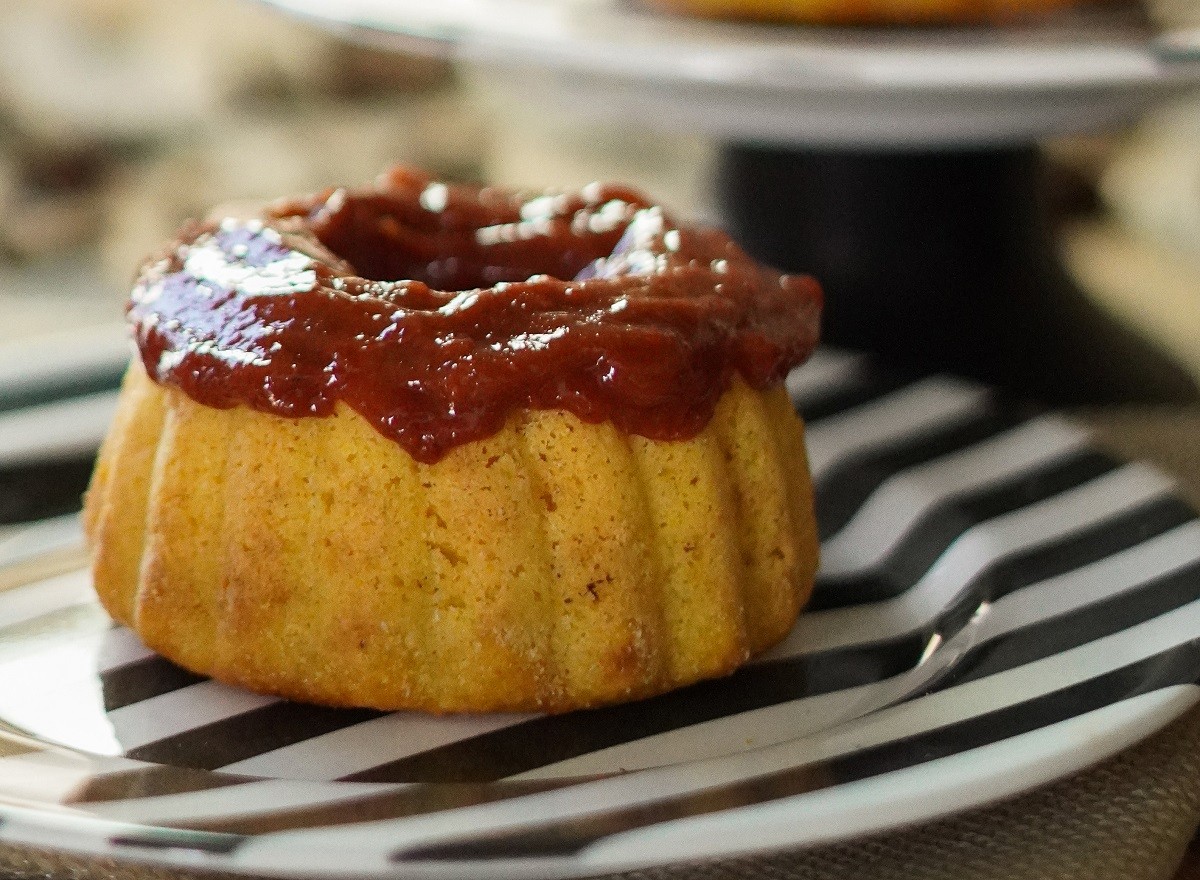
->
xmin=130 ymin=167 xmax=822 ymax=463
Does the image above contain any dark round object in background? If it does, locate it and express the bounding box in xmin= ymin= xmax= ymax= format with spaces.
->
xmin=717 ymin=144 xmax=1199 ymax=405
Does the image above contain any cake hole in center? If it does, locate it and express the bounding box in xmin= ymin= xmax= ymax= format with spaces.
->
xmin=310 ymin=193 xmax=629 ymax=292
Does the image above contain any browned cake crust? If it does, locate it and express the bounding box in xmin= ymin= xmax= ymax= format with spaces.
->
xmin=85 ymin=364 xmax=819 ymax=712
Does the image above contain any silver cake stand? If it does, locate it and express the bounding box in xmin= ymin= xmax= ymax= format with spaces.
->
xmin=261 ymin=0 xmax=1200 ymax=403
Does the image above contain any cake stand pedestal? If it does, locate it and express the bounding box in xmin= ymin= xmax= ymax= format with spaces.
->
xmin=259 ymin=0 xmax=1200 ymax=403
xmin=717 ymin=143 xmax=1198 ymax=403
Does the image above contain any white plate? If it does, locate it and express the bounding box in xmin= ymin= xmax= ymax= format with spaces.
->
xmin=260 ymin=0 xmax=1200 ymax=145
xmin=0 ymin=348 xmax=1198 ymax=878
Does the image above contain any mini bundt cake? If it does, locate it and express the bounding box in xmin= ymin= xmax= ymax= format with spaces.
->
xmin=83 ymin=167 xmax=823 ymax=713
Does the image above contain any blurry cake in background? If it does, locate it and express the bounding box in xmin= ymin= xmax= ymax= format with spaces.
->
xmin=98 ymin=95 xmax=482 ymax=283
xmin=0 ymin=141 xmax=112 ymax=263
xmin=646 ymin=0 xmax=1092 ymax=24
xmin=474 ymin=76 xmax=717 ymax=226
xmin=0 ymin=0 xmax=718 ymax=344
xmin=0 ymin=0 xmax=477 ymax=338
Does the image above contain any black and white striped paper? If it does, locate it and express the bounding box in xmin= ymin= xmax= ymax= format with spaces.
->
xmin=0 ymin=343 xmax=1197 ymax=879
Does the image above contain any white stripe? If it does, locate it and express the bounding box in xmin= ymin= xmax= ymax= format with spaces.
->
xmin=95 ymin=626 xmax=156 ymax=673
xmin=777 ymin=463 xmax=1175 ymax=657
xmin=236 ymin=596 xmax=1200 ymax=861
xmin=114 ymin=509 xmax=1198 ymax=782
xmin=106 ymin=682 xmax=278 ymax=751
xmin=0 ymin=569 xmax=94 ymax=630
xmin=0 ymin=514 xmax=85 ymax=570
xmin=804 ymin=377 xmax=989 ymax=481
xmin=0 ymin=631 xmax=116 ymax=693
xmin=579 ymin=687 xmax=1199 ymax=874
xmin=968 ymin=520 xmax=1200 ymax=643
xmin=591 ymin=625 xmax=1200 ymax=862
xmin=220 ymin=711 xmax=532 ymax=780
xmin=517 ymin=680 xmax=889 ymax=781
xmin=0 ymin=465 xmax=1180 ymax=787
xmin=0 ymin=749 xmax=134 ymax=805
xmin=0 ymin=627 xmax=151 ymax=759
xmin=0 ymin=632 xmax=122 ymax=756
xmin=0 ymin=808 xmax=180 ymax=872
xmin=0 ymin=391 xmax=120 ymax=467
xmin=517 ymin=520 xmax=1200 ymax=778
xmin=11 ymin=465 xmax=1171 ymax=777
xmin=78 ymin=778 xmax=395 ymax=824
xmin=785 ymin=348 xmax=868 ymax=409
xmin=817 ymin=415 xmax=1090 ymax=578
xmin=205 ymin=606 xmax=837 ymax=780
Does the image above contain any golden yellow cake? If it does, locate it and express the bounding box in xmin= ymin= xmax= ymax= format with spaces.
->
xmin=83 ymin=168 xmax=823 ymax=713
xmin=650 ymin=0 xmax=1084 ymax=24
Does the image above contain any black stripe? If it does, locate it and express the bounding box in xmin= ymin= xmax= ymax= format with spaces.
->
xmin=101 ymin=492 xmax=1187 ymax=783
xmin=392 ymin=642 xmax=1200 ymax=862
xmin=926 ymin=557 xmax=1200 ymax=697
xmin=67 ymin=766 xmax=255 ymax=805
xmin=103 ymin=657 xmax=207 ymax=712
xmin=110 ymin=828 xmax=245 ymax=855
xmin=178 ymin=779 xmax=579 ymax=836
xmin=80 ymin=488 xmax=1195 ymax=833
xmin=922 ymin=498 xmax=1198 ymax=650
xmin=811 ymin=449 xmax=1120 ymax=610
xmin=125 ymin=703 xmax=384 ymax=769
xmin=812 ymin=405 xmax=1031 ymax=540
xmin=0 ymin=367 xmax=125 ymax=415
xmin=797 ymin=366 xmax=927 ymax=423
xmin=171 ymin=532 xmax=1197 ymax=834
xmin=343 ymin=496 xmax=1193 ymax=784
xmin=0 ymin=456 xmax=95 ymax=525
xmin=112 ymin=537 xmax=1200 ymax=821
xmin=339 ymin=636 xmax=925 ymax=784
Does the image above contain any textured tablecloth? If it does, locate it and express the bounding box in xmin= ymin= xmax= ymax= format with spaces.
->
xmin=0 ymin=408 xmax=1196 ymax=880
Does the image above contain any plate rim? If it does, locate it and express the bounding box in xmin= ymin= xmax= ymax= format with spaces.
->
xmin=2 ymin=350 xmax=1200 ymax=877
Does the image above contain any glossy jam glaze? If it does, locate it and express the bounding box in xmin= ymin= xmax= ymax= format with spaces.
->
xmin=130 ymin=167 xmax=822 ymax=463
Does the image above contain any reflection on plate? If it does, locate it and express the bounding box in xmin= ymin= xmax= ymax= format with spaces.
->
xmin=0 ymin=348 xmax=1198 ymax=879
